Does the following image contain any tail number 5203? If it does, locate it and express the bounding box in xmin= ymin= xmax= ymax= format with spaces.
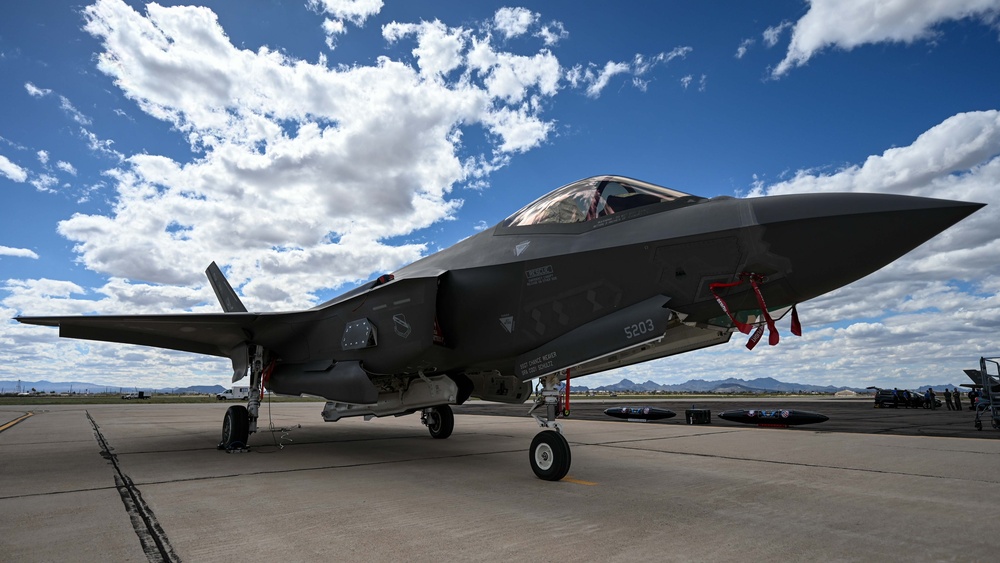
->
xmin=624 ymin=319 xmax=655 ymax=339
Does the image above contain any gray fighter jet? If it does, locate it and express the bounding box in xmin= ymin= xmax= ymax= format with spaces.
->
xmin=16 ymin=175 xmax=983 ymax=480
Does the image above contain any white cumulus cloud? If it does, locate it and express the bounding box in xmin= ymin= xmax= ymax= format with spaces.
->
xmin=493 ymin=7 xmax=538 ymax=39
xmin=772 ymin=0 xmax=1000 ymax=77
xmin=736 ymin=38 xmax=754 ymax=59
xmin=0 ymin=154 xmax=28 ymax=182
xmin=33 ymin=0 xmax=601 ymax=310
xmin=537 ymin=21 xmax=568 ymax=46
xmin=309 ymin=0 xmax=382 ymax=25
xmin=383 ymin=19 xmax=468 ymax=78
xmin=24 ymin=82 xmax=52 ymax=97
xmin=568 ymin=46 xmax=691 ymax=98
xmin=309 ymin=0 xmax=383 ymax=49
xmin=56 ymin=161 xmax=78 ymax=175
xmin=0 ymin=246 xmax=39 ymax=259
xmin=763 ymin=21 xmax=791 ymax=48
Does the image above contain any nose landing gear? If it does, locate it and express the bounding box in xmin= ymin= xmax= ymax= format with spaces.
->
xmin=527 ymin=373 xmax=572 ymax=481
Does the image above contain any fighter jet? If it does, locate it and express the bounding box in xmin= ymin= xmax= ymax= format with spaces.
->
xmin=16 ymin=175 xmax=983 ymax=480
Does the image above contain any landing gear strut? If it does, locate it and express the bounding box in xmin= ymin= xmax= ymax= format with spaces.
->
xmin=527 ymin=373 xmax=571 ymax=481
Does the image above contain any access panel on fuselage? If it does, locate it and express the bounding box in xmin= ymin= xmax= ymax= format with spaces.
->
xmin=651 ymin=236 xmax=743 ymax=304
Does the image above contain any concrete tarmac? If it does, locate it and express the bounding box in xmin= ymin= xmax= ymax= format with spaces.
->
xmin=1 ymin=400 xmax=997 ymax=562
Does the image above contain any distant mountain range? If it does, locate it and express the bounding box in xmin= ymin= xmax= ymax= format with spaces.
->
xmin=0 ymin=380 xmax=225 ymax=394
xmin=570 ymin=377 xmax=971 ymax=394
xmin=569 ymin=377 xmax=857 ymax=394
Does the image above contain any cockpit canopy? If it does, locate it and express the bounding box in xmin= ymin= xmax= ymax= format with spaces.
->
xmin=501 ymin=176 xmax=703 ymax=228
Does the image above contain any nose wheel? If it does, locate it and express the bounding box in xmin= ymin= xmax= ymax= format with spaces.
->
xmin=529 ymin=430 xmax=571 ymax=481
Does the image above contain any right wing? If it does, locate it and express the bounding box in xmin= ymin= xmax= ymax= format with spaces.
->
xmin=17 ymin=262 xmax=300 ymax=359
xmin=15 ymin=310 xmax=322 ymax=383
xmin=16 ymin=312 xmax=286 ymax=358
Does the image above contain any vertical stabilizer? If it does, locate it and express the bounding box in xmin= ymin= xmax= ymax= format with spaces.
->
xmin=205 ymin=262 xmax=248 ymax=313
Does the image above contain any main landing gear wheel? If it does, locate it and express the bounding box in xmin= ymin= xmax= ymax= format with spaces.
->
xmin=424 ymin=405 xmax=454 ymax=439
xmin=529 ymin=430 xmax=571 ymax=481
xmin=220 ymin=405 xmax=250 ymax=450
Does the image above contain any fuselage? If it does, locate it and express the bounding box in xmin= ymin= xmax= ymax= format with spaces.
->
xmin=385 ymin=177 xmax=982 ymax=380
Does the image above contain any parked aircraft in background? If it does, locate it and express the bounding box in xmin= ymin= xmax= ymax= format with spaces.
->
xmin=17 ymin=175 xmax=983 ymax=480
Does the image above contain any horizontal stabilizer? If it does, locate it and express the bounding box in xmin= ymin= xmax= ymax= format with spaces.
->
xmin=206 ymin=262 xmax=247 ymax=313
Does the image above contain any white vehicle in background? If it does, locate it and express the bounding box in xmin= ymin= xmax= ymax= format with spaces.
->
xmin=216 ymin=386 xmax=251 ymax=401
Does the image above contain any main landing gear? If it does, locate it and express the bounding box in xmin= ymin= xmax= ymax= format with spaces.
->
xmin=421 ymin=404 xmax=454 ymax=439
xmin=219 ymin=345 xmax=266 ymax=451
xmin=527 ymin=373 xmax=571 ymax=481
xmin=221 ymin=405 xmax=250 ymax=450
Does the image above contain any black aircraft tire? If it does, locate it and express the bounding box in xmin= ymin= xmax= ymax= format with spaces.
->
xmin=221 ymin=405 xmax=250 ymax=449
xmin=529 ymin=430 xmax=571 ymax=481
xmin=427 ymin=405 xmax=454 ymax=439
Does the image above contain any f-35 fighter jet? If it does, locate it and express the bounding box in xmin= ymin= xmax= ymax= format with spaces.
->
xmin=17 ymin=176 xmax=983 ymax=480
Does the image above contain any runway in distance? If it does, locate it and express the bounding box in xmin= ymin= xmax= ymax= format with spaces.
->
xmin=16 ymin=175 xmax=983 ymax=480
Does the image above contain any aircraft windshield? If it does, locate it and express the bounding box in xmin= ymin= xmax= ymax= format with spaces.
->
xmin=502 ymin=176 xmax=702 ymax=228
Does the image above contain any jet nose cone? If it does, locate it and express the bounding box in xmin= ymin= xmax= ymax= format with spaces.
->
xmin=751 ymin=192 xmax=984 ymax=228
xmin=749 ymin=192 xmax=984 ymax=303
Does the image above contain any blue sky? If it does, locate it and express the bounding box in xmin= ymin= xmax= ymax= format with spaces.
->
xmin=2 ymin=0 xmax=999 ymax=390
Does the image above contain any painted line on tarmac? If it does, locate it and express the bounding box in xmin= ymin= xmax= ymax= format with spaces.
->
xmin=0 ymin=412 xmax=34 ymax=433
xmin=0 ymin=485 xmax=120 ymax=501
xmin=562 ymin=477 xmax=598 ymax=486
xmin=87 ymin=410 xmax=180 ymax=563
